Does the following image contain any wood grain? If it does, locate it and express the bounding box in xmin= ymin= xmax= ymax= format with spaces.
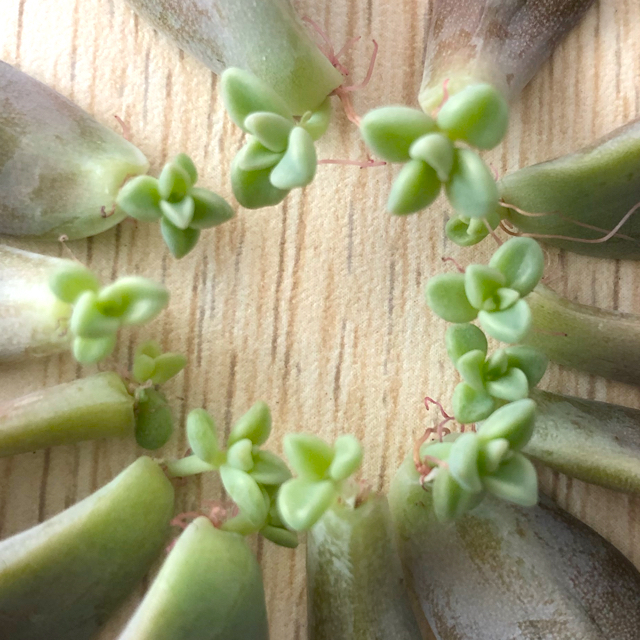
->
xmin=1 ymin=0 xmax=639 ymax=637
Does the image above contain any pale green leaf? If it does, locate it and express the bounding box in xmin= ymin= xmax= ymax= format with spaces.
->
xmin=504 ymin=345 xmax=548 ymax=387
xmin=387 ymin=159 xmax=441 ymax=215
xmin=489 ymin=237 xmax=545 ymax=297
xmin=483 ymin=453 xmax=538 ymax=507
xmin=220 ymin=465 xmax=269 ymax=528
xmin=190 ymin=188 xmax=235 ymax=229
xmin=228 ymin=401 xmax=272 ymax=447
xmin=328 ymin=435 xmax=363 ymax=481
xmin=464 ymin=265 xmax=506 ymax=310
xmin=116 ymin=175 xmax=163 ymax=222
xmin=49 ymin=264 xmax=100 ymax=304
xmin=448 ymin=432 xmax=482 ymax=493
xmin=70 ymin=291 xmax=119 ymax=339
xmin=227 ymin=438 xmax=255 ymax=472
xmin=478 ymin=298 xmax=532 ymax=343
xmin=446 ymin=323 xmax=488 ymax=365
xmin=250 ymin=450 xmax=292 ymax=486
xmin=486 ymin=367 xmax=529 ymax=402
xmin=452 ymin=382 xmax=495 ymax=424
xmin=269 ymin=126 xmax=317 ymax=190
xmin=283 ymin=433 xmax=334 ymax=480
xmin=425 ymin=273 xmax=478 ymax=323
xmin=186 ymin=408 xmax=219 ymax=464
xmin=72 ymin=334 xmax=117 ymax=365
xmin=244 ymin=111 xmax=294 ymax=152
xmin=477 ymin=398 xmax=536 ymax=450
xmin=409 ymin=132 xmax=454 ymax=181
xmin=456 ymin=349 xmax=487 ymax=391
xmin=277 ymin=478 xmax=337 ymax=532
xmin=160 ymin=217 xmax=200 ymax=259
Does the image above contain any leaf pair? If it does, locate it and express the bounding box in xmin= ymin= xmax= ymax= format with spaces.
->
xmin=426 ymin=237 xmax=545 ymax=343
xmin=117 ymin=153 xmax=234 ymax=259
xmin=276 ymin=434 xmax=363 ymax=532
xmin=50 ymin=264 xmax=169 ymax=364
xmin=422 ymin=399 xmax=538 ymax=521
xmin=446 ymin=324 xmax=548 ymax=423
xmin=132 ymin=340 xmax=186 ymax=386
xmin=222 ymin=68 xmax=329 ymax=209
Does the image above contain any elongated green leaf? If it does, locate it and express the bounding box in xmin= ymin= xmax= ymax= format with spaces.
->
xmin=236 ymin=138 xmax=284 ymax=172
xmin=149 ymin=352 xmax=187 ymax=385
xmin=160 ymin=217 xmax=200 ymax=259
xmin=260 ymin=524 xmax=299 ymax=548
xmin=70 ymin=291 xmax=119 ymax=339
xmin=432 ymin=467 xmax=478 ymax=522
xmin=504 ymin=345 xmax=548 ymax=387
xmin=409 ymin=132 xmax=455 ymax=181
xmin=172 ymin=153 xmax=198 ymax=185
xmin=448 ymin=433 xmax=482 ymax=493
xmin=477 ymin=398 xmax=536 ymax=450
xmin=250 ymin=450 xmax=292 ymax=486
xmin=483 ymin=453 xmax=538 ymax=507
xmin=190 ymin=188 xmax=235 ymax=229
xmin=426 ymin=273 xmax=478 ymax=323
xmin=486 ymin=367 xmax=529 ymax=402
xmin=186 ymin=408 xmax=218 ymax=464
xmin=478 ymin=438 xmax=510 ymax=474
xmin=116 ymin=175 xmax=163 ymax=222
xmin=97 ymin=277 xmax=169 ymax=325
xmin=231 ymin=154 xmax=289 ymax=209
xmin=227 ymin=438 xmax=255 ymax=472
xmin=134 ymin=388 xmax=174 ymax=450
xmin=228 ymin=401 xmax=272 ymax=447
xmin=220 ymin=465 xmax=269 ymax=528
xmin=132 ymin=353 xmax=155 ymax=384
xmin=158 ymin=163 xmax=191 ymax=201
xmin=72 ymin=334 xmax=117 ymax=365
xmin=387 ymin=160 xmax=441 ymax=215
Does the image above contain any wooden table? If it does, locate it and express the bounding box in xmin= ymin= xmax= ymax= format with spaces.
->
xmin=1 ymin=0 xmax=639 ymax=637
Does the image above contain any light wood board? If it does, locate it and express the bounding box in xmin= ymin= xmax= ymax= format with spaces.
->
xmin=1 ymin=0 xmax=639 ymax=637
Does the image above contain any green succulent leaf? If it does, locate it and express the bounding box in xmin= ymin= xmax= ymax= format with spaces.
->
xmin=277 ymin=477 xmax=337 ymax=532
xmin=72 ymin=334 xmax=117 ymax=365
xmin=244 ymin=111 xmax=294 ymax=152
xmin=283 ymin=433 xmax=334 ymax=480
xmin=250 ymin=450 xmax=292 ymax=486
xmin=452 ymin=382 xmax=495 ymax=424
xmin=504 ymin=345 xmax=548 ymax=387
xmin=485 ymin=367 xmax=529 ymax=401
xmin=190 ymin=188 xmax=235 ymax=229
xmin=300 ymin=98 xmax=331 ymax=141
xmin=220 ymin=68 xmax=294 ymax=130
xmin=134 ymin=388 xmax=174 ymax=449
xmin=70 ymin=291 xmax=120 ymax=339
xmin=160 ymin=196 xmax=195 ymax=230
xmin=387 ymin=159 xmax=441 ymax=215
xmin=236 ymin=138 xmax=284 ymax=172
xmin=446 ymin=323 xmax=488 ymax=365
xmin=445 ymin=210 xmax=501 ymax=247
xmin=478 ymin=298 xmax=532 ymax=344
xmin=220 ymin=465 xmax=269 ymax=529
xmin=436 ymin=83 xmax=509 ymax=150
xmin=227 ymin=438 xmax=255 ymax=472
xmin=432 ymin=467 xmax=478 ymax=522
xmin=269 ymin=126 xmax=317 ymax=190
xmin=260 ymin=524 xmax=299 ymax=548
xmin=149 ymin=352 xmax=187 ymax=385
xmin=135 ymin=339 xmax=162 ymax=359
xmin=132 ymin=353 xmax=156 ymax=384
xmin=186 ymin=408 xmax=219 ymax=465
xmin=172 ymin=153 xmax=198 ymax=185
xmin=116 ymin=175 xmax=163 ymax=222
xmin=445 ymin=148 xmax=499 ymax=219
xmin=489 ymin=237 xmax=545 ymax=297
xmin=327 ymin=435 xmax=363 ymax=482
xmin=456 ymin=349 xmax=487 ymax=391
xmin=448 ymin=432 xmax=483 ymax=493
xmin=478 ymin=438 xmax=510 ymax=475
xmin=464 ymin=265 xmax=506 ymax=310
xmin=425 ymin=273 xmax=478 ymax=323
xmin=49 ymin=264 xmax=100 ymax=304
xmin=477 ymin=398 xmax=536 ymax=450
xmin=228 ymin=401 xmax=272 ymax=447
xmin=158 ymin=163 xmax=191 ymax=201
xmin=360 ymin=106 xmax=437 ymax=163
xmin=483 ymin=452 xmax=538 ymax=507
xmin=420 ymin=441 xmax=453 ymax=462
xmin=231 ymin=154 xmax=289 ymax=209
xmin=97 ymin=277 xmax=169 ymax=325
xmin=495 ymin=287 xmax=521 ymax=310
xmin=485 ymin=348 xmax=509 ymax=377
xmin=409 ymin=132 xmax=455 ymax=182
xmin=160 ymin=217 xmax=201 ymax=259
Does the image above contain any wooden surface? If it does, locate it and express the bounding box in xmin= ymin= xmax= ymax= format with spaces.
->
xmin=1 ymin=0 xmax=640 ymax=637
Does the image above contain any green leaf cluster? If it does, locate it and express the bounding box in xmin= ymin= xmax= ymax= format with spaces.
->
xmin=49 ymin=264 xmax=169 ymax=364
xmin=276 ymin=434 xmax=363 ymax=532
xmin=360 ymin=84 xmax=508 ymax=242
xmin=221 ymin=68 xmax=331 ymax=209
xmin=421 ymin=399 xmax=538 ymax=522
xmin=117 ymin=153 xmax=234 ymax=258
xmin=426 ymin=237 xmax=545 ymax=344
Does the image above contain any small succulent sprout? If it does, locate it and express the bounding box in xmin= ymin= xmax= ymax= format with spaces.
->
xmin=448 ymin=324 xmax=548 ymax=423
xmin=436 ymin=83 xmax=509 ymax=150
xmin=420 ymin=399 xmax=538 ymax=521
xmin=132 ymin=340 xmax=187 ymax=386
xmin=426 ymin=237 xmax=545 ymax=343
xmin=49 ymin=266 xmax=169 ymax=364
xmin=221 ymin=68 xmax=327 ymax=209
xmin=445 ymin=208 xmax=502 ymax=247
xmin=117 ymin=153 xmax=234 ymax=259
xmin=277 ymin=433 xmax=363 ymax=532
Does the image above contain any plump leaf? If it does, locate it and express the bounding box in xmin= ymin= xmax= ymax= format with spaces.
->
xmin=190 ymin=188 xmax=235 ymax=229
xmin=70 ymin=291 xmax=120 ymax=339
xmin=228 ymin=401 xmax=272 ymax=447
xmin=477 ymin=398 xmax=536 ymax=450
xmin=72 ymin=334 xmax=117 ymax=365
xmin=483 ymin=453 xmax=538 ymax=507
xmin=504 ymin=345 xmax=548 ymax=387
xmin=436 ymin=83 xmax=509 ymax=150
xmin=220 ymin=465 xmax=269 ymax=528
xmin=236 ymin=138 xmax=284 ymax=172
xmin=132 ymin=353 xmax=155 ymax=384
xmin=283 ymin=433 xmax=334 ymax=480
xmin=186 ymin=408 xmax=218 ymax=464
xmin=446 ymin=323 xmax=488 ymax=365
xmin=49 ymin=264 xmax=100 ymax=304
xmin=478 ymin=438 xmax=510 ymax=474
xmin=269 ymin=126 xmax=317 ymax=190
xmin=452 ymin=382 xmax=495 ymax=424
xmin=97 ymin=277 xmax=169 ymax=325
xmin=489 ymin=237 xmax=545 ymax=297
xmin=244 ymin=111 xmax=294 ymax=152
xmin=158 ymin=163 xmax=191 ymax=201
xmin=260 ymin=524 xmax=299 ymax=548
xmin=226 ymin=438 xmax=255 ymax=472
xmin=495 ymin=287 xmax=521 ymax=310
xmin=425 ymin=273 xmax=478 ymax=323
xmin=328 ymin=435 xmax=363 ymax=481
xmin=464 ymin=265 xmax=506 ymax=310
xmin=116 ymin=175 xmax=163 ymax=222
xmin=486 ymin=367 xmax=529 ymax=401
xmin=250 ymin=450 xmax=292 ymax=486
xmin=150 ymin=352 xmax=187 ymax=385
xmin=160 ymin=197 xmax=195 ymax=230
xmin=478 ymin=298 xmax=532 ymax=343
xmin=445 ymin=209 xmax=501 ymax=247
xmin=160 ymin=217 xmax=201 ymax=259
xmin=485 ymin=348 xmax=509 ymax=377
xmin=135 ymin=339 xmax=162 ymax=359
xmin=231 ymin=154 xmax=289 ymax=209
xmin=277 ymin=478 xmax=336 ymax=532
xmin=448 ymin=432 xmax=482 ymax=493
xmin=445 ymin=148 xmax=499 ymax=219
xmin=360 ymin=106 xmax=437 ymax=162
xmin=421 ymin=441 xmax=454 ymax=462
xmin=432 ymin=467 xmax=478 ymax=522
xmin=134 ymin=388 xmax=174 ymax=450
xmin=456 ymin=349 xmax=487 ymax=391
xmin=387 ymin=160 xmax=441 ymax=215
xmin=409 ymin=132 xmax=454 ymax=181
xmin=172 ymin=153 xmax=198 ymax=185
xmin=300 ymin=98 xmax=331 ymax=141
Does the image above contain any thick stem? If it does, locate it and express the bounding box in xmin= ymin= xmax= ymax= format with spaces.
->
xmin=0 ymin=245 xmax=73 ymax=361
xmin=419 ymin=0 xmax=595 ymax=113
xmin=125 ymin=0 xmax=344 ymax=115
xmin=389 ymin=456 xmax=640 ymax=640
xmin=0 ymin=457 xmax=174 ymax=640
xmin=525 ymin=389 xmax=640 ymax=495
xmin=500 ymin=118 xmax=640 ymax=259
xmin=118 ymin=517 xmax=269 ymax=640
xmin=0 ymin=61 xmax=148 ymax=240
xmin=526 ymin=284 xmax=640 ymax=385
xmin=306 ymin=495 xmax=424 ymax=640
xmin=0 ymin=371 xmax=135 ymax=457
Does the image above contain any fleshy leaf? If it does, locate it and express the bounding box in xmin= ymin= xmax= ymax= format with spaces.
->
xmin=452 ymin=382 xmax=495 ymax=424
xmin=432 ymin=467 xmax=478 ymax=522
xmin=387 ymin=159 xmax=441 ymax=215
xmin=436 ymin=83 xmax=509 ymax=150
xmin=97 ymin=277 xmax=169 ymax=325
xmin=483 ymin=453 xmax=538 ymax=507
xmin=134 ymin=388 xmax=174 ymax=450
xmin=446 ymin=323 xmax=488 ymax=365
xmin=478 ymin=438 xmax=510 ymax=474
xmin=445 ymin=148 xmax=499 ymax=219
xmin=421 ymin=441 xmax=453 ymax=462
xmin=485 ymin=349 xmax=509 ymax=377
xmin=456 ymin=349 xmax=487 ymax=391
xmin=72 ymin=334 xmax=117 ymax=365
xmin=228 ymin=401 xmax=272 ymax=447
xmin=269 ymin=126 xmax=317 ymax=190
xmin=445 ymin=210 xmax=501 ymax=247
xmin=158 ymin=163 xmax=191 ymax=201
xmin=150 ymin=352 xmax=187 ymax=385
xmin=70 ymin=291 xmax=120 ymax=339
xmin=260 ymin=524 xmax=299 ymax=548
xmin=489 ymin=237 xmax=545 ymax=297
xmin=300 ymin=98 xmax=331 ymax=141
xmin=277 ymin=477 xmax=337 ymax=531
xmin=220 ymin=465 xmax=269 ymax=528
xmin=236 ymin=138 xmax=284 ymax=172
xmin=132 ymin=353 xmax=155 ymax=384
xmin=160 ymin=196 xmax=195 ymax=230
xmin=172 ymin=153 xmax=198 ymax=185
xmin=464 ymin=265 xmax=506 ymax=310
xmin=227 ymin=438 xmax=255 ymax=472
xmin=409 ymin=132 xmax=455 ymax=182
xmin=283 ymin=433 xmax=334 ymax=480
xmin=495 ymin=287 xmax=521 ymax=310
xmin=448 ymin=432 xmax=482 ymax=493
xmin=186 ymin=408 xmax=219 ymax=464
xmin=360 ymin=106 xmax=437 ymax=163
xmin=425 ymin=273 xmax=478 ymax=323
xmin=328 ymin=435 xmax=363 ymax=482
xmin=160 ymin=217 xmax=201 ymax=259
xmin=49 ymin=264 xmax=100 ymax=304
xmin=231 ymin=155 xmax=289 ymax=209
xmin=190 ymin=189 xmax=235 ymax=229
xmin=486 ymin=367 xmax=529 ymax=401
xmin=244 ymin=111 xmax=294 ymax=152
xmin=221 ymin=512 xmax=261 ymax=536
xmin=504 ymin=345 xmax=548 ymax=387
xmin=220 ymin=68 xmax=294 ymax=130
xmin=478 ymin=298 xmax=532 ymax=343
xmin=250 ymin=450 xmax=292 ymax=486
xmin=135 ymin=339 xmax=162 ymax=360
xmin=477 ymin=398 xmax=536 ymax=450
xmin=116 ymin=175 xmax=163 ymax=222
